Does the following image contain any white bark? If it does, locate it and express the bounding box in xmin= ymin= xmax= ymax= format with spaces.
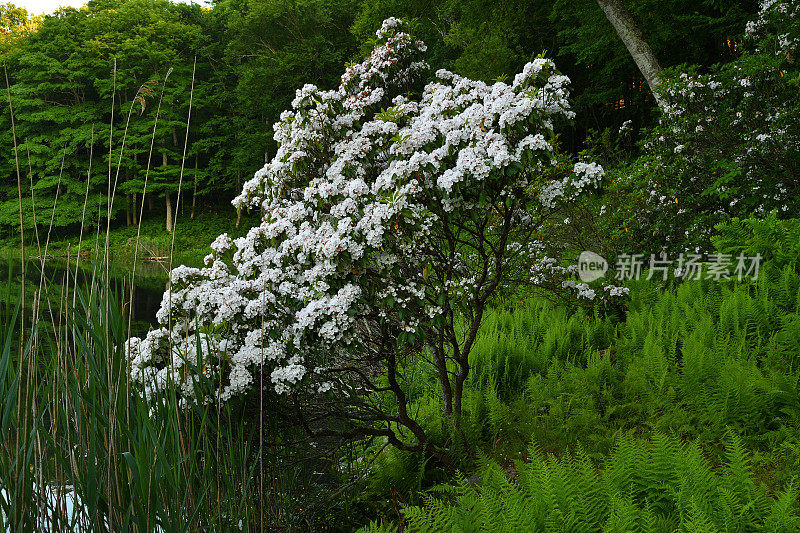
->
xmin=166 ymin=190 xmax=173 ymax=233
xmin=596 ymin=0 xmax=666 ymax=109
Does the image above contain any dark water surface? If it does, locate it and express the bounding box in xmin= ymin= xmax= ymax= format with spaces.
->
xmin=0 ymin=256 xmax=167 ymax=338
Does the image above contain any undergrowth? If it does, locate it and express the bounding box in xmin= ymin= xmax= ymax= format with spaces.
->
xmin=357 ymin=263 xmax=800 ymax=530
xmin=362 ymin=433 xmax=800 ymax=532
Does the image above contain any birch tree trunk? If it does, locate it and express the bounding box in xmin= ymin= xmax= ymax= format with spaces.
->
xmin=165 ymin=191 xmax=173 ymax=233
xmin=596 ymin=0 xmax=666 ymax=109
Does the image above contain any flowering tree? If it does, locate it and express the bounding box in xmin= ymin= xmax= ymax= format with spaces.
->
xmin=126 ymin=18 xmax=614 ymax=455
xmin=613 ymin=0 xmax=800 ymax=249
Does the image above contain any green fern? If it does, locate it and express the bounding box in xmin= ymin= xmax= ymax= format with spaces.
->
xmin=365 ymin=435 xmax=800 ymax=532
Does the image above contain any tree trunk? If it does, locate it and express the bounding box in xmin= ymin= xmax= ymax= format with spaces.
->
xmin=429 ymin=342 xmax=453 ymax=416
xmin=126 ymin=194 xmax=132 ymax=226
xmin=165 ymin=190 xmax=173 ymax=233
xmin=596 ymin=0 xmax=666 ymax=109
xmin=132 ymin=193 xmax=138 ymax=225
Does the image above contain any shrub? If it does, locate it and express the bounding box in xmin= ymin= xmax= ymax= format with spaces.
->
xmin=606 ymin=1 xmax=800 ymax=250
xmin=125 ymin=18 xmax=625 ymax=459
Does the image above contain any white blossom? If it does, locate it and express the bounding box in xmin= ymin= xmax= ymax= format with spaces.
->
xmin=126 ymin=19 xmax=609 ymax=404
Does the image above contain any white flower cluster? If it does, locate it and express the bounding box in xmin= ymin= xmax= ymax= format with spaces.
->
xmin=562 ymin=280 xmax=596 ymax=300
xmin=603 ymin=285 xmax=630 ymax=297
xmin=636 ymin=4 xmax=800 ymax=246
xmin=745 ymin=0 xmax=800 ymax=56
xmin=126 ymin=19 xmax=603 ymax=404
xmin=539 ymin=161 xmax=604 ymax=208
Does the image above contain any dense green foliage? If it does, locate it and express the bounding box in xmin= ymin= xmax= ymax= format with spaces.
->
xmin=352 ymin=250 xmax=800 ymax=530
xmin=0 ymin=0 xmax=761 ymax=239
xmin=2 ymin=0 xmax=800 ymax=531
xmin=362 ymin=434 xmax=799 ymax=532
xmin=713 ymin=213 xmax=800 ymax=273
xmin=0 ymin=0 xmax=366 ymax=237
xmin=6 ymin=231 xmax=800 ymax=530
xmin=602 ymin=0 xmax=800 ymax=251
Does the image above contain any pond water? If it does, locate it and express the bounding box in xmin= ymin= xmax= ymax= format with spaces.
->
xmin=0 ymin=256 xmax=170 ymax=338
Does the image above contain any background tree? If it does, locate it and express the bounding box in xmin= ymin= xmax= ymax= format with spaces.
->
xmin=0 ymin=2 xmax=39 ymax=51
xmin=0 ymin=0 xmax=763 ymax=241
xmin=604 ymin=0 xmax=800 ymax=251
xmin=0 ymin=0 xmax=207 ymax=235
xmin=552 ymin=0 xmax=756 ymax=136
xmin=594 ymin=0 xmax=665 ymax=108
